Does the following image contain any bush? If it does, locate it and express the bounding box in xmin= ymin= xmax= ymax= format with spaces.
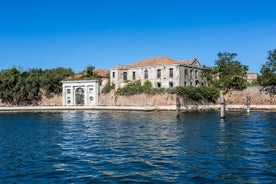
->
xmin=172 ymin=86 xmax=219 ymax=103
xmin=117 ymin=80 xmax=144 ymax=96
xmin=102 ymin=81 xmax=115 ymax=94
xmin=115 ymin=80 xmax=219 ymax=103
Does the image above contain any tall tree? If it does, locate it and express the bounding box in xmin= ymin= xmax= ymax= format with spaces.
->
xmin=258 ymin=49 xmax=276 ymax=93
xmin=86 ymin=65 xmax=95 ymax=77
xmin=206 ymin=52 xmax=248 ymax=94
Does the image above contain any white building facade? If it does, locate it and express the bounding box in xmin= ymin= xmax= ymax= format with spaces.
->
xmin=110 ymin=57 xmax=207 ymax=90
xmin=61 ymin=80 xmax=99 ymax=106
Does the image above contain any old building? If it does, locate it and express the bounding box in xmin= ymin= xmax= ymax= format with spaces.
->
xmin=110 ymin=56 xmax=207 ymax=89
xmin=247 ymin=72 xmax=258 ymax=84
xmin=61 ymin=80 xmax=99 ymax=106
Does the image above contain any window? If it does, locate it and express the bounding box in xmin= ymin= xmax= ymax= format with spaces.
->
xmin=184 ymin=69 xmax=188 ymax=79
xmin=195 ymin=70 xmax=198 ymax=79
xmin=169 ymin=68 xmax=173 ymax=78
xmin=190 ymin=82 xmax=193 ymax=86
xmin=157 ymin=69 xmax=161 ymax=78
xmin=89 ymin=88 xmax=93 ymax=93
xmin=184 ymin=81 xmax=187 ymax=86
xmin=157 ymin=82 xmax=161 ymax=88
xmin=144 ymin=70 xmax=148 ymax=79
xmin=123 ymin=72 xmax=127 ymax=81
xmin=66 ymin=89 xmax=71 ymax=94
xmin=190 ymin=70 xmax=193 ymax=79
xmin=112 ymin=72 xmax=115 ymax=78
xmin=169 ymin=81 xmax=173 ymax=88
xmin=132 ymin=71 xmax=136 ymax=80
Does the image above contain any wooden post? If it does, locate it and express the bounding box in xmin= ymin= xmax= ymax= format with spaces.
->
xmin=176 ymin=96 xmax=181 ymax=119
xmin=246 ymin=95 xmax=251 ymax=113
xmin=220 ymin=92 xmax=225 ymax=119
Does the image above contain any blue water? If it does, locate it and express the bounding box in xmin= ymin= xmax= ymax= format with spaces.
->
xmin=0 ymin=111 xmax=275 ymax=183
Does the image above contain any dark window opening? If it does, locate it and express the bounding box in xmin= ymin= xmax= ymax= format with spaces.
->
xmin=157 ymin=69 xmax=161 ymax=78
xmin=132 ymin=71 xmax=136 ymax=80
xmin=169 ymin=81 xmax=173 ymax=88
xmin=123 ymin=72 xmax=127 ymax=81
xmin=157 ymin=82 xmax=161 ymax=88
xmin=144 ymin=70 xmax=148 ymax=79
xmin=169 ymin=68 xmax=173 ymax=78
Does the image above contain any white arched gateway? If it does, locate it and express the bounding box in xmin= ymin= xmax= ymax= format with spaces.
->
xmin=61 ymin=80 xmax=99 ymax=106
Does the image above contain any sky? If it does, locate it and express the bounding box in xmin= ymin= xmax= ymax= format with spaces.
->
xmin=0 ymin=0 xmax=275 ymax=73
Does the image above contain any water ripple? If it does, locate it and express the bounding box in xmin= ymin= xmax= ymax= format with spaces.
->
xmin=0 ymin=111 xmax=275 ymax=183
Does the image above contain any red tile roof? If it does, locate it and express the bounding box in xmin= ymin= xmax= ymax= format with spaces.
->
xmin=129 ymin=56 xmax=178 ymax=68
xmin=112 ymin=56 xmax=198 ymax=69
xmin=94 ymin=69 xmax=108 ymax=77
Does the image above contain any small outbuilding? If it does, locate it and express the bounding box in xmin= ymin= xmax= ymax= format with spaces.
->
xmin=61 ymin=80 xmax=99 ymax=106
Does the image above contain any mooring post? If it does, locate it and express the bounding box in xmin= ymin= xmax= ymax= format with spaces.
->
xmin=220 ymin=92 xmax=225 ymax=119
xmin=176 ymin=96 xmax=181 ymax=119
xmin=246 ymin=95 xmax=251 ymax=113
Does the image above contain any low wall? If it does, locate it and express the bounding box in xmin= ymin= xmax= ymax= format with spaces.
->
xmin=99 ymin=91 xmax=178 ymax=106
xmin=222 ymin=86 xmax=276 ymax=105
xmin=99 ymin=86 xmax=276 ymax=106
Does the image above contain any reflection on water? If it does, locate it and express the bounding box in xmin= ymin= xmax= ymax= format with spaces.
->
xmin=0 ymin=111 xmax=275 ymax=183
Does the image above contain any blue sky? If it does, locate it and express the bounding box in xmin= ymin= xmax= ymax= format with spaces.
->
xmin=0 ymin=0 xmax=275 ymax=73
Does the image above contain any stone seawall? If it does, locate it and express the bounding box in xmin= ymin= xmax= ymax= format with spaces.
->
xmin=0 ymin=86 xmax=275 ymax=107
xmin=99 ymin=86 xmax=276 ymax=106
xmin=223 ymin=86 xmax=276 ymax=105
xmin=99 ymin=91 xmax=178 ymax=106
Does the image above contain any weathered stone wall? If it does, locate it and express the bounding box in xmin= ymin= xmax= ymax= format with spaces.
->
xmin=99 ymin=91 xmax=178 ymax=106
xmin=222 ymin=86 xmax=276 ymax=105
xmin=40 ymin=94 xmax=62 ymax=106
xmin=0 ymin=86 xmax=275 ymax=106
xmin=100 ymin=86 xmax=276 ymax=106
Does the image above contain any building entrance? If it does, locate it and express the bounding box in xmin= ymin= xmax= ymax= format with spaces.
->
xmin=75 ymin=88 xmax=84 ymax=105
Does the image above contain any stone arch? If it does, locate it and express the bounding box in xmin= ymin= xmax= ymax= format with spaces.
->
xmin=75 ymin=87 xmax=84 ymax=105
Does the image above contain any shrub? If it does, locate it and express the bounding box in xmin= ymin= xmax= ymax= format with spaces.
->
xmin=102 ymin=81 xmax=115 ymax=94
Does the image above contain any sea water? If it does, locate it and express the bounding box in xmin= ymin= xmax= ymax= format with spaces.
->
xmin=0 ymin=111 xmax=275 ymax=183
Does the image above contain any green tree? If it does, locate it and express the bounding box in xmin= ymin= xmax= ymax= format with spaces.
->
xmin=206 ymin=52 xmax=248 ymax=94
xmin=258 ymin=49 xmax=276 ymax=93
xmin=41 ymin=67 xmax=74 ymax=97
xmin=25 ymin=69 xmax=43 ymax=103
xmin=86 ymin=65 xmax=95 ymax=77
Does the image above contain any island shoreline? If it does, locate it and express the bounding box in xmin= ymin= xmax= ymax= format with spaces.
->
xmin=0 ymin=105 xmax=276 ymax=113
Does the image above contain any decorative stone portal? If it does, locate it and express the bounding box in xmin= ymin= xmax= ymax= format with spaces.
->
xmin=61 ymin=80 xmax=99 ymax=106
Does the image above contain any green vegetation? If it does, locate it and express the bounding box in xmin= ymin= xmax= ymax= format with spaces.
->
xmin=116 ymin=80 xmax=166 ymax=96
xmin=204 ymin=52 xmax=248 ymax=94
xmin=116 ymin=80 xmax=219 ymax=103
xmin=169 ymin=86 xmax=219 ymax=103
xmin=76 ymin=65 xmax=100 ymax=80
xmin=102 ymin=81 xmax=115 ymax=94
xmin=258 ymin=49 xmax=276 ymax=93
xmin=0 ymin=67 xmax=74 ymax=105
xmin=41 ymin=67 xmax=74 ymax=97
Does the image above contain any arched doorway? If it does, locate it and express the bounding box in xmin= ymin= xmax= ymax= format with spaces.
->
xmin=75 ymin=88 xmax=84 ymax=105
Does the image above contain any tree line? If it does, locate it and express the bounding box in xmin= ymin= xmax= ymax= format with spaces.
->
xmin=0 ymin=67 xmax=74 ymax=105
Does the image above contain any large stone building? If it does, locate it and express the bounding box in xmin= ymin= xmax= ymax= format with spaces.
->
xmin=61 ymin=80 xmax=99 ymax=106
xmin=110 ymin=56 xmax=207 ymax=90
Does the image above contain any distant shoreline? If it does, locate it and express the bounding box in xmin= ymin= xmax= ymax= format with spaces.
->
xmin=0 ymin=105 xmax=276 ymax=112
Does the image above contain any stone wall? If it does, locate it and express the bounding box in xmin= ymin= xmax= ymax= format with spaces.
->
xmin=0 ymin=86 xmax=275 ymax=106
xmin=99 ymin=86 xmax=276 ymax=106
xmin=99 ymin=91 xmax=178 ymax=106
xmin=40 ymin=93 xmax=62 ymax=106
xmin=223 ymin=86 xmax=276 ymax=105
